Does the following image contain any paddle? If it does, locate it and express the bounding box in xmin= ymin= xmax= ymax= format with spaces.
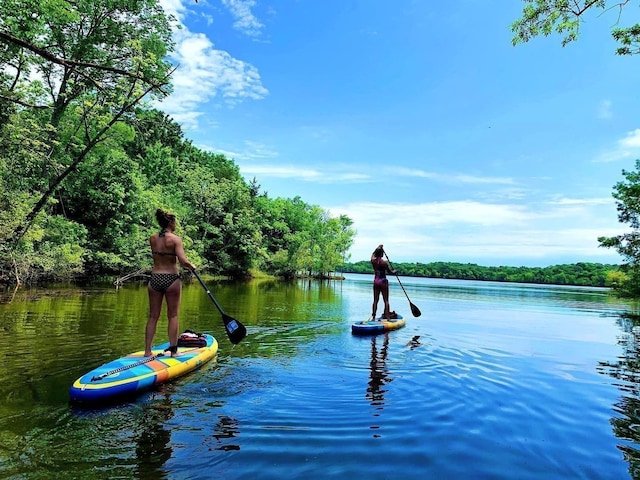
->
xmin=193 ymin=270 xmax=247 ymax=344
xmin=383 ymin=250 xmax=422 ymax=317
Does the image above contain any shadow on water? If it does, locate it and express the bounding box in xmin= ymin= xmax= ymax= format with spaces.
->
xmin=597 ymin=312 xmax=640 ymax=479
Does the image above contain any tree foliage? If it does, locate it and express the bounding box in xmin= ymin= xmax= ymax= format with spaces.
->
xmin=0 ymin=1 xmax=355 ymax=285
xmin=598 ymin=160 xmax=640 ymax=296
xmin=0 ymin=0 xmax=176 ymax=281
xmin=343 ymin=260 xmax=618 ymax=287
xmin=512 ymin=0 xmax=640 ymax=55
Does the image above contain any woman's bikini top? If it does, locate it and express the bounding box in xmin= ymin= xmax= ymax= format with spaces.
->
xmin=152 ymin=229 xmax=177 ymax=256
xmin=152 ymin=250 xmax=177 ymax=257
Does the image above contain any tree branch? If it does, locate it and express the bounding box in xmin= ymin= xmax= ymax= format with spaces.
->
xmin=0 ymin=30 xmax=169 ymax=91
xmin=0 ymin=92 xmax=50 ymax=109
xmin=9 ymin=69 xmax=175 ymax=249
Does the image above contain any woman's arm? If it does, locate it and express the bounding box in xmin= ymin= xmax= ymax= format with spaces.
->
xmin=174 ymin=236 xmax=196 ymax=270
xmin=386 ymin=261 xmax=397 ymax=275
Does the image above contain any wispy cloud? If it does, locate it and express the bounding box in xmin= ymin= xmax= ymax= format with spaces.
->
xmin=546 ymin=196 xmax=612 ymax=206
xmin=336 ymin=201 xmax=533 ymax=229
xmin=239 ymin=164 xmax=371 ymax=183
xmin=231 ymin=160 xmax=519 ymax=186
xmin=222 ymin=0 xmax=264 ymax=37
xmin=391 ymin=167 xmax=515 ymax=185
xmin=329 ymin=198 xmax=623 ymax=265
xmin=596 ymin=128 xmax=640 ymax=163
xmin=156 ymin=1 xmax=268 ymax=129
xmin=598 ymin=99 xmax=612 ymax=120
xmin=203 ymin=140 xmax=279 ymax=161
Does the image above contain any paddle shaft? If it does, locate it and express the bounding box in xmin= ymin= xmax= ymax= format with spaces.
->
xmin=193 ymin=270 xmax=225 ymax=315
xmin=383 ymin=251 xmax=422 ymax=317
xmin=192 ymin=270 xmax=247 ymax=344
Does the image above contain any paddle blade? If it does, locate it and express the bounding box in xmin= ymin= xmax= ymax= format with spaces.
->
xmin=410 ymin=303 xmax=422 ymax=317
xmin=223 ymin=313 xmax=247 ymax=344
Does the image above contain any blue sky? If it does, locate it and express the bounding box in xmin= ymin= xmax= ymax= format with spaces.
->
xmin=156 ymin=0 xmax=640 ymax=266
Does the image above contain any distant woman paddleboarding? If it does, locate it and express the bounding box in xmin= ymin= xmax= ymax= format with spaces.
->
xmin=370 ymin=244 xmax=397 ymax=320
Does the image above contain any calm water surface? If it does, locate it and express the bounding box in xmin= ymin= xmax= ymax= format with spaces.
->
xmin=1 ymin=273 xmax=640 ymax=479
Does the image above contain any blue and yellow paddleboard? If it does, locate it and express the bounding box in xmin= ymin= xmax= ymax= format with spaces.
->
xmin=351 ymin=314 xmax=406 ymax=335
xmin=69 ymin=334 xmax=218 ymax=404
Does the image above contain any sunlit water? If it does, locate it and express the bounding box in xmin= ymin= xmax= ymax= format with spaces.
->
xmin=1 ymin=273 xmax=640 ymax=479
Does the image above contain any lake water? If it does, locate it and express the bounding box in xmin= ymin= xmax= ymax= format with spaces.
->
xmin=1 ymin=273 xmax=639 ymax=479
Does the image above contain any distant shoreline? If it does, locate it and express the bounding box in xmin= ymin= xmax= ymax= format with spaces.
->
xmin=340 ymin=261 xmax=619 ymax=288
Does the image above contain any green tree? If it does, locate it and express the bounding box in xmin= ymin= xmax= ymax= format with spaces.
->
xmin=598 ymin=160 xmax=640 ymax=296
xmin=511 ymin=0 xmax=640 ymax=55
xmin=0 ymin=0 xmax=174 ymax=248
xmin=180 ymin=163 xmax=260 ymax=277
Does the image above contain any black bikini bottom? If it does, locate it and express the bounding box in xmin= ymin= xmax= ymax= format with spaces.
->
xmin=149 ymin=273 xmax=180 ymax=292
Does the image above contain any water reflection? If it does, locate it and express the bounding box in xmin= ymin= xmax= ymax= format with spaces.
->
xmin=212 ymin=415 xmax=241 ymax=451
xmin=597 ymin=313 xmax=640 ymax=479
xmin=134 ymin=392 xmax=174 ymax=478
xmin=367 ymin=334 xmax=392 ymax=438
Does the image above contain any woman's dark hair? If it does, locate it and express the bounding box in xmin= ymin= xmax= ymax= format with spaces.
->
xmin=373 ymin=247 xmax=384 ymax=258
xmin=156 ymin=209 xmax=176 ymax=230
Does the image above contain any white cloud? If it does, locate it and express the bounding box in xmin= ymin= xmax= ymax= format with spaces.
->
xmin=390 ymin=167 xmax=515 ymax=185
xmin=391 ymin=167 xmax=439 ymax=179
xmin=337 ymin=201 xmax=533 ymax=230
xmin=199 ymin=140 xmax=279 ymax=161
xmin=159 ymin=0 xmax=189 ymax=21
xmin=546 ymin=196 xmax=611 ymax=206
xmin=329 ymin=198 xmax=623 ymax=265
xmin=222 ymin=0 xmax=264 ymax=37
xmin=155 ymin=1 xmax=268 ymax=129
xmin=621 ymin=129 xmax=640 ymax=148
xmin=239 ymin=164 xmax=371 ymax=183
xmin=452 ymin=174 xmax=516 ymax=185
xmin=596 ymin=128 xmax=640 ymax=163
xmin=231 ymin=160 xmax=519 ymax=187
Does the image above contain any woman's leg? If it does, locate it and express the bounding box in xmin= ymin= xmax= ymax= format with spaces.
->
xmin=164 ymin=278 xmax=182 ymax=355
xmin=381 ymin=282 xmax=391 ymax=319
xmin=372 ymin=284 xmax=381 ymax=319
xmin=145 ymin=284 xmax=164 ymax=356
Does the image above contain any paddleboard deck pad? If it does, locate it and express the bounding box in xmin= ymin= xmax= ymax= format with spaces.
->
xmin=69 ymin=333 xmax=218 ymax=404
xmin=351 ymin=314 xmax=405 ymax=335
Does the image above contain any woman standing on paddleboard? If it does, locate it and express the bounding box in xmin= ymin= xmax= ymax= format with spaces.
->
xmin=145 ymin=209 xmax=196 ymax=357
xmin=371 ymin=244 xmax=396 ymax=321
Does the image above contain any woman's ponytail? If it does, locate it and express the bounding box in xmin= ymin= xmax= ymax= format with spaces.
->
xmin=155 ymin=209 xmax=176 ymax=235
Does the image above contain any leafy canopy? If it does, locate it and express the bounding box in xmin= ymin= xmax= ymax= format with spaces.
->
xmin=512 ymin=0 xmax=640 ymax=55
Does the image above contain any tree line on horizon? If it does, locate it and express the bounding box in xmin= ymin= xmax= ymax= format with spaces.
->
xmin=342 ymin=260 xmax=621 ymax=288
xmin=0 ymin=0 xmax=355 ymax=285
